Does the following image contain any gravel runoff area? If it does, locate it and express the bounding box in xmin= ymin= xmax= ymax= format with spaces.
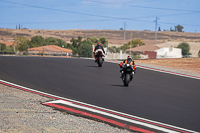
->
xmin=0 ymin=84 xmax=132 ymax=133
xmin=135 ymin=58 xmax=200 ymax=78
xmin=136 ymin=63 xmax=200 ymax=78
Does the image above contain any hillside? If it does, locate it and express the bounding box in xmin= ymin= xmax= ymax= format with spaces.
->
xmin=1 ymin=28 xmax=200 ymax=56
xmin=1 ymin=28 xmax=200 ymax=44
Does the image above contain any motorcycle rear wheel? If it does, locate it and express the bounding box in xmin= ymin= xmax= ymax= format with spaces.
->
xmin=97 ymin=57 xmax=103 ymax=67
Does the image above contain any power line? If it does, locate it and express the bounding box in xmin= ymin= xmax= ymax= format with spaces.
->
xmin=0 ymin=19 xmax=114 ymax=25
xmin=0 ymin=0 xmax=200 ymax=27
xmin=159 ymin=21 xmax=200 ymax=27
xmin=84 ymin=0 xmax=200 ymax=13
xmin=0 ymin=0 xmax=153 ymax=22
xmin=136 ymin=12 xmax=199 ymax=19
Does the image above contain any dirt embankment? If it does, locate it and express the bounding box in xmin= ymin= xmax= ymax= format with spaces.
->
xmin=135 ymin=58 xmax=200 ymax=76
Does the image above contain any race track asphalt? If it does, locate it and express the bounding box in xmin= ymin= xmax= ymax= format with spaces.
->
xmin=0 ymin=56 xmax=200 ymax=132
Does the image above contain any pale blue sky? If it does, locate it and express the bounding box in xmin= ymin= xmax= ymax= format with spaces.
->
xmin=0 ymin=0 xmax=200 ymax=32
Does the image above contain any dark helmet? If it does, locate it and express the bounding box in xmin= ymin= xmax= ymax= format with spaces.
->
xmin=97 ymin=42 xmax=101 ymax=46
xmin=127 ymin=55 xmax=132 ymax=59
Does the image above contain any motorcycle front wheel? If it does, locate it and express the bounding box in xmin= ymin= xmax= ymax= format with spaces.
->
xmin=123 ymin=73 xmax=130 ymax=86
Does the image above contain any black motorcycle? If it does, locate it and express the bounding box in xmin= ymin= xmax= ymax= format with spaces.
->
xmin=121 ymin=64 xmax=134 ymax=86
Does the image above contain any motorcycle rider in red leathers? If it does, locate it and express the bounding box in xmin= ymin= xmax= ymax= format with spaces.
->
xmin=94 ymin=42 xmax=105 ymax=62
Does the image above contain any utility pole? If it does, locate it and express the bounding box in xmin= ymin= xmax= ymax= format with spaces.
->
xmin=124 ymin=22 xmax=126 ymax=44
xmin=154 ymin=17 xmax=159 ymax=45
xmin=130 ymin=31 xmax=132 ymax=55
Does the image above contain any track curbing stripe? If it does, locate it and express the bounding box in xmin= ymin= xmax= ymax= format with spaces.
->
xmin=43 ymin=102 xmax=156 ymax=133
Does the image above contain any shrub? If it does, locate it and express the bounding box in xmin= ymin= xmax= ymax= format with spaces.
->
xmin=0 ymin=43 xmax=6 ymax=51
xmin=108 ymin=46 xmax=120 ymax=53
xmin=177 ymin=42 xmax=190 ymax=56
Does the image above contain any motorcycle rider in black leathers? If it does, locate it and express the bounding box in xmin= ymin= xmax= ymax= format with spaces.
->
xmin=119 ymin=56 xmax=136 ymax=78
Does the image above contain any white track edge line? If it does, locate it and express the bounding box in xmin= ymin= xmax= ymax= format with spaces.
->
xmin=45 ymin=100 xmax=178 ymax=133
xmin=137 ymin=65 xmax=200 ymax=80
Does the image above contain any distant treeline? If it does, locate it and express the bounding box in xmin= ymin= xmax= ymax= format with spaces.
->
xmin=0 ymin=36 xmax=108 ymax=57
xmin=0 ymin=35 xmax=146 ymax=57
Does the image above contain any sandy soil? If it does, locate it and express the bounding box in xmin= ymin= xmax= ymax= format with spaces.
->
xmin=135 ymin=58 xmax=200 ymax=76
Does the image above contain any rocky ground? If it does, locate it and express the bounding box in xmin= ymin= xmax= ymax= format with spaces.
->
xmin=0 ymin=84 xmax=132 ymax=133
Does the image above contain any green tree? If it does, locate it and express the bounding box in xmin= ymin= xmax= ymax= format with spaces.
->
xmin=44 ymin=37 xmax=59 ymax=46
xmin=177 ymin=42 xmax=190 ymax=56
xmin=77 ymin=36 xmax=82 ymax=44
xmin=71 ymin=47 xmax=78 ymax=55
xmin=57 ymin=39 xmax=67 ymax=47
xmin=78 ymin=41 xmax=93 ymax=57
xmin=87 ymin=36 xmax=99 ymax=44
xmin=69 ymin=36 xmax=109 ymax=57
xmin=70 ymin=37 xmax=83 ymax=47
xmin=108 ymin=46 xmax=117 ymax=53
xmin=128 ymin=38 xmax=145 ymax=48
xmin=14 ymin=36 xmax=30 ymax=52
xmin=30 ymin=36 xmax=44 ymax=48
xmin=5 ymin=46 xmax=15 ymax=52
xmin=0 ymin=43 xmax=6 ymax=51
xmin=65 ymin=43 xmax=74 ymax=49
xmin=99 ymin=36 xmax=108 ymax=47
xmin=175 ymin=25 xmax=184 ymax=32
xmin=120 ymin=44 xmax=130 ymax=52
xmin=158 ymin=27 xmax=161 ymax=31
xmin=107 ymin=46 xmax=120 ymax=53
xmin=70 ymin=37 xmax=78 ymax=48
xmin=116 ymin=47 xmax=120 ymax=53
xmin=119 ymin=38 xmax=145 ymax=52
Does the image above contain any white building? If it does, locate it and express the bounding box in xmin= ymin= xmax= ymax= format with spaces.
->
xmin=155 ymin=47 xmax=182 ymax=59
